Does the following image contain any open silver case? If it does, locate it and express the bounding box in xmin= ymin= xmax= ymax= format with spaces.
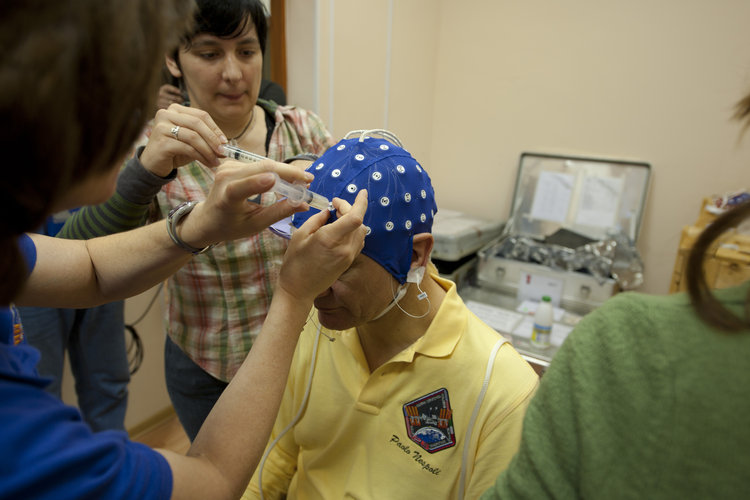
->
xmin=461 ymin=152 xmax=650 ymax=371
xmin=505 ymin=152 xmax=650 ymax=245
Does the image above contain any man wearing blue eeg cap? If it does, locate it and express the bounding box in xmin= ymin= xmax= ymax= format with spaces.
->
xmin=245 ymin=130 xmax=539 ymax=500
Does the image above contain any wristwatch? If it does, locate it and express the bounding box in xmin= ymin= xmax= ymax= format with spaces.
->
xmin=166 ymin=201 xmax=215 ymax=255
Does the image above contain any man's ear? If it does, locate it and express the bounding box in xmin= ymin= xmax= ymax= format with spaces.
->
xmin=165 ymin=54 xmax=182 ymax=79
xmin=410 ymin=233 xmax=433 ymax=270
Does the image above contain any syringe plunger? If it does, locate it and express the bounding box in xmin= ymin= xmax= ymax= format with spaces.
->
xmin=220 ymin=144 xmax=331 ymax=211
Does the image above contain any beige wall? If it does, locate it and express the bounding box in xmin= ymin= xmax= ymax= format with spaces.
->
xmin=287 ymin=0 xmax=750 ymax=295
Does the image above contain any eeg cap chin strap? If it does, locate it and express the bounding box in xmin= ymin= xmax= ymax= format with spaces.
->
xmin=371 ymin=265 xmax=429 ymax=321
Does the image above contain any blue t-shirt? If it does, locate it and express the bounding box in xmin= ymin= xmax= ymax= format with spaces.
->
xmin=0 ymin=234 xmax=173 ymax=499
xmin=40 ymin=208 xmax=81 ymax=237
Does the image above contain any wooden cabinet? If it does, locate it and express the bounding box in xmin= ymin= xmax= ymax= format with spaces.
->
xmin=669 ymin=199 xmax=750 ymax=293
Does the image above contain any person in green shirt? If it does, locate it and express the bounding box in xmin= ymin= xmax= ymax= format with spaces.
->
xmin=482 ymin=92 xmax=750 ymax=499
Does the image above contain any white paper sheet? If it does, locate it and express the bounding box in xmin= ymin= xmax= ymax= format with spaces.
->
xmin=575 ymin=175 xmax=624 ymax=228
xmin=550 ymin=323 xmax=573 ymax=346
xmin=530 ymin=172 xmax=575 ymax=223
xmin=517 ymin=273 xmax=564 ymax=306
xmin=515 ymin=299 xmax=565 ymax=321
xmin=465 ymin=300 xmax=524 ymax=334
xmin=512 ymin=317 xmax=573 ymax=346
xmin=512 ymin=317 xmax=535 ymax=339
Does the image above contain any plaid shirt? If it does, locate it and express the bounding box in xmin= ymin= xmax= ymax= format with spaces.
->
xmin=157 ymin=101 xmax=333 ymax=381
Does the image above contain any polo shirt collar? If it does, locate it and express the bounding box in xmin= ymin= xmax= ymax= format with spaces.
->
xmin=388 ymin=273 xmax=465 ymax=363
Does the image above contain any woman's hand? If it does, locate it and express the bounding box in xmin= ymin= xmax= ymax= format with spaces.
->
xmin=155 ymin=84 xmax=184 ymax=111
xmin=277 ymin=190 xmax=369 ymax=303
xmin=139 ymin=103 xmax=227 ymax=176
xmin=174 ymin=159 xmax=318 ymax=248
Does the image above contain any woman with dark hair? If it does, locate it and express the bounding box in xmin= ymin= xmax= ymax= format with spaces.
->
xmin=157 ymin=0 xmax=334 ymax=441
xmin=0 ymin=0 xmax=367 ymax=498
xmin=481 ymin=95 xmax=750 ymax=499
xmin=64 ymin=0 xmax=334 ymax=440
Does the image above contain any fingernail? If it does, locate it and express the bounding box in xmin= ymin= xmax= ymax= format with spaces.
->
xmin=305 ymin=172 xmax=314 ymax=181
xmin=219 ymin=135 xmax=228 ymax=144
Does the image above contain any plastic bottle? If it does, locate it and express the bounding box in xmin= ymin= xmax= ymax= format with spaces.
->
xmin=531 ymin=296 xmax=553 ymax=348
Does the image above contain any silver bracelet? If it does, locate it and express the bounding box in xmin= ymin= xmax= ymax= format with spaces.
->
xmin=283 ymin=153 xmax=319 ymax=164
xmin=166 ymin=201 xmax=215 ymax=255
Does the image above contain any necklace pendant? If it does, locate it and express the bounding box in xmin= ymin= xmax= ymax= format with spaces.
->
xmin=227 ymin=108 xmax=255 ymax=147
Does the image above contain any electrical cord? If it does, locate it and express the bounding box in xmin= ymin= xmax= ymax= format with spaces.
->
xmin=258 ymin=311 xmax=323 ymax=500
xmin=124 ymin=324 xmax=143 ymax=375
xmin=457 ymin=338 xmax=504 ymax=499
xmin=124 ymin=282 xmax=163 ymax=375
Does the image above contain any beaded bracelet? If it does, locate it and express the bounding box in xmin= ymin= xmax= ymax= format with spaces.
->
xmin=166 ymin=201 xmax=215 ymax=255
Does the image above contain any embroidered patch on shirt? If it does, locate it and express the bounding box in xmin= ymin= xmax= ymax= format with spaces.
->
xmin=402 ymin=388 xmax=456 ymax=453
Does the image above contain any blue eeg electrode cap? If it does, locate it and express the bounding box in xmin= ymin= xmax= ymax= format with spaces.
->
xmin=291 ymin=133 xmax=438 ymax=284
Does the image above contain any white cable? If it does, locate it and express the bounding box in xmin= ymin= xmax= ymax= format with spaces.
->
xmin=258 ymin=322 xmax=324 ymax=500
xmin=391 ymin=280 xmax=430 ymax=320
xmin=371 ymin=283 xmax=408 ymax=321
xmin=457 ymin=338 xmax=505 ymax=499
xmin=343 ymin=128 xmax=403 ymax=147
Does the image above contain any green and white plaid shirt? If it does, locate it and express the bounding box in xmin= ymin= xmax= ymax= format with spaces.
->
xmin=157 ymin=101 xmax=333 ymax=381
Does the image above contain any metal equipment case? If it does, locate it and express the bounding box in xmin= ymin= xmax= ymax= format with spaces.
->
xmin=464 ymin=152 xmax=650 ymax=371
xmin=431 ymin=209 xmax=504 ymax=284
xmin=432 ymin=209 xmax=504 ymax=262
xmin=477 ymin=152 xmax=650 ymax=311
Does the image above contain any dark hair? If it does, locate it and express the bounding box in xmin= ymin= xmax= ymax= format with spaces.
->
xmin=173 ymin=0 xmax=269 ymax=63
xmin=685 ymin=92 xmax=750 ymax=332
xmin=0 ymin=0 xmax=195 ymax=304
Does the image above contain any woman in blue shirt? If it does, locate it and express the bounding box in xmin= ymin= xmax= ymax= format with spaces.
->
xmin=0 ymin=1 xmax=368 ymax=498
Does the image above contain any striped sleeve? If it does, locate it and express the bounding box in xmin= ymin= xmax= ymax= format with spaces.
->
xmin=57 ymin=148 xmax=175 ymax=240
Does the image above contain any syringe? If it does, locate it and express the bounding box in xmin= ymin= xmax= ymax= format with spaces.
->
xmin=220 ymin=144 xmax=331 ymax=211
xmin=221 ymin=143 xmax=267 ymax=163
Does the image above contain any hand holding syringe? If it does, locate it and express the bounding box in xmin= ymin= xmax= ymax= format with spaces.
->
xmin=220 ymin=144 xmax=331 ymax=211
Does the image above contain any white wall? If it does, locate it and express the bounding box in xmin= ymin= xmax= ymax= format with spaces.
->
xmin=286 ymin=0 xmax=319 ymax=112
xmin=287 ymin=0 xmax=750 ymax=294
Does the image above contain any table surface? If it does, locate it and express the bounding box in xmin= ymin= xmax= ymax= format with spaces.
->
xmin=457 ymin=285 xmax=568 ymax=368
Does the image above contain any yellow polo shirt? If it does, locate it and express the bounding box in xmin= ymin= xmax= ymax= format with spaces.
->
xmin=244 ymin=274 xmax=539 ymax=499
